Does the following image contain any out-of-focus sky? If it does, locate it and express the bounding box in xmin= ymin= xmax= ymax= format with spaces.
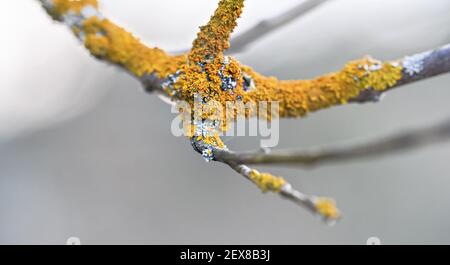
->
xmin=1 ymin=0 xmax=450 ymax=244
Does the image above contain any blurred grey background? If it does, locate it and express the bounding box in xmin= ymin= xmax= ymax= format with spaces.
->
xmin=1 ymin=0 xmax=450 ymax=244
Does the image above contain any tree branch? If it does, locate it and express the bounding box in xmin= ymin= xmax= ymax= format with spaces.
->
xmin=236 ymin=43 xmax=450 ymax=119
xmin=212 ymin=117 xmax=450 ymax=167
xmin=191 ymin=139 xmax=341 ymax=222
xmin=351 ymin=44 xmax=450 ymax=103
xmin=227 ymin=161 xmax=340 ymax=224
xmin=227 ymin=0 xmax=332 ymax=54
xmin=188 ymin=0 xmax=244 ymax=62
xmin=38 ymin=0 xmax=450 ymax=223
xmin=37 ymin=0 xmax=185 ymax=86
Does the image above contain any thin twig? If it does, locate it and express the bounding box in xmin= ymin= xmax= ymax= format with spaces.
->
xmin=227 ymin=0 xmax=332 ymax=54
xmin=213 ymin=118 xmax=450 ymax=167
xmin=190 ymin=135 xmax=341 ymax=222
xmin=172 ymin=0 xmax=332 ymax=55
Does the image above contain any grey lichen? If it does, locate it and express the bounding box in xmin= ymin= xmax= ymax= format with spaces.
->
xmin=59 ymin=5 xmax=103 ymax=42
xmin=161 ymin=71 xmax=181 ymax=97
xmin=218 ymin=56 xmax=237 ymax=92
xmin=242 ymin=73 xmax=255 ymax=92
xmin=402 ymin=51 xmax=430 ymax=77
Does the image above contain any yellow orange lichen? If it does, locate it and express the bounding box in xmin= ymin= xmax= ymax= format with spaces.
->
xmin=242 ymin=57 xmax=403 ymax=118
xmin=175 ymin=56 xmax=245 ymax=104
xmin=194 ymin=133 xmax=226 ymax=149
xmin=189 ymin=0 xmax=245 ymax=63
xmin=81 ymin=17 xmax=185 ymax=78
xmin=249 ymin=169 xmax=286 ymax=193
xmin=314 ymin=197 xmax=341 ymax=220
xmin=42 ymin=0 xmax=185 ymax=80
xmin=174 ymin=0 xmax=403 ymax=131
xmin=173 ymin=54 xmax=403 ymax=134
xmin=40 ymin=0 xmax=419 ymax=222
xmin=49 ymin=0 xmax=98 ymax=17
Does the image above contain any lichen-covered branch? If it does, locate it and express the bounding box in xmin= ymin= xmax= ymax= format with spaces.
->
xmin=38 ymin=0 xmax=450 ymax=122
xmin=193 ymin=140 xmax=341 ymax=222
xmin=37 ymin=0 xmax=340 ymax=222
xmin=242 ymin=44 xmax=450 ymax=117
xmin=227 ymin=162 xmax=341 ymax=223
xmin=189 ymin=0 xmax=244 ymax=63
xmin=212 ymin=118 xmax=450 ymax=167
xmin=351 ymin=44 xmax=450 ymax=103
xmin=38 ymin=0 xmax=450 ymax=223
xmin=38 ymin=0 xmax=185 ymax=82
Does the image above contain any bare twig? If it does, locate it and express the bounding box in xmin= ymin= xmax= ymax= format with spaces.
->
xmin=172 ymin=0 xmax=332 ymax=55
xmin=213 ymin=118 xmax=450 ymax=167
xmin=227 ymin=0 xmax=332 ymax=54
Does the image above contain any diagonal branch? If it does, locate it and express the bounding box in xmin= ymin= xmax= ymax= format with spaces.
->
xmin=212 ymin=118 xmax=450 ymax=167
xmin=226 ymin=161 xmax=341 ymax=224
xmin=240 ymin=43 xmax=450 ymax=119
xmin=186 ymin=0 xmax=340 ymax=222
xmin=227 ymin=0 xmax=332 ymax=54
xmin=37 ymin=0 xmax=185 ymax=88
xmin=191 ymin=139 xmax=341 ymax=222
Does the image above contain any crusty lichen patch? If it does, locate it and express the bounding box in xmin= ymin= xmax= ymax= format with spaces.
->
xmin=82 ymin=17 xmax=185 ymax=78
xmin=175 ymin=56 xmax=245 ymax=106
xmin=44 ymin=0 xmax=404 ymax=130
xmin=173 ymin=55 xmax=403 ymax=132
xmin=189 ymin=0 xmax=244 ymax=63
xmin=242 ymin=57 xmax=403 ymax=118
xmin=42 ymin=0 xmax=185 ymax=79
xmin=314 ymin=197 xmax=341 ymax=221
xmin=249 ymin=169 xmax=286 ymax=193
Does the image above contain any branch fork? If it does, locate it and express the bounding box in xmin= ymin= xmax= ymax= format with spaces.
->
xmin=38 ymin=0 xmax=450 ymax=223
